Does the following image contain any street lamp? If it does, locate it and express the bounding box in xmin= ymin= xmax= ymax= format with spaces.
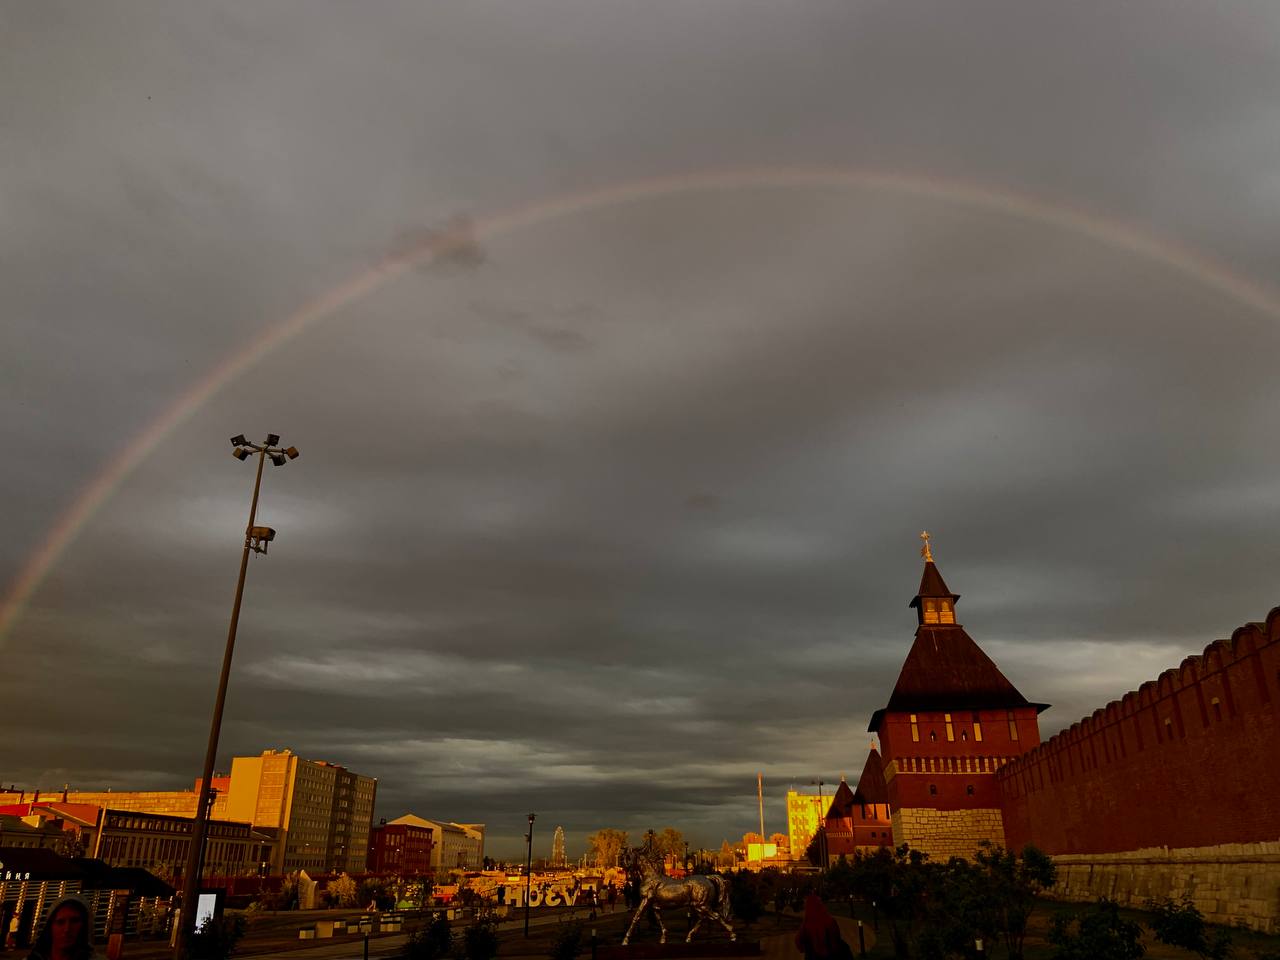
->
xmin=524 ymin=814 xmax=535 ymax=937
xmin=173 ymin=433 xmax=299 ymax=960
xmin=811 ymin=779 xmax=828 ymax=869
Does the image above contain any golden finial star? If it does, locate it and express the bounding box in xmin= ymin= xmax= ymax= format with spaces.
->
xmin=920 ymin=530 xmax=934 ymax=562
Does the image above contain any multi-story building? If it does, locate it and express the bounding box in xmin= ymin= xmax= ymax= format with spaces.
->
xmin=0 ymin=802 xmax=274 ymax=881
xmin=225 ymin=749 xmax=377 ymax=874
xmin=387 ymin=816 xmax=484 ymax=871
xmin=0 ymin=815 xmax=66 ymax=850
xmin=785 ymin=791 xmax=828 ymax=861
xmin=0 ymin=787 xmax=230 ymax=820
xmin=91 ymin=809 xmax=272 ymax=880
xmin=367 ymin=819 xmax=434 ymax=874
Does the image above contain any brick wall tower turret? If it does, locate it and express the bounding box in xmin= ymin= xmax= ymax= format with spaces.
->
xmin=868 ymin=534 xmax=1048 ymax=859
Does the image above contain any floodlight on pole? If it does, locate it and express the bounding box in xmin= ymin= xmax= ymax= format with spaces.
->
xmin=174 ymin=433 xmax=298 ymax=960
xmin=524 ymin=813 xmax=535 ymax=938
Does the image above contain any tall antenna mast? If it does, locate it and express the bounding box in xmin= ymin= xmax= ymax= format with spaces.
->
xmin=757 ymin=772 xmax=765 ymax=842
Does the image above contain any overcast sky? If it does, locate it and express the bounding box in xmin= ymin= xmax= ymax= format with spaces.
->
xmin=4 ymin=1 xmax=1280 ymax=859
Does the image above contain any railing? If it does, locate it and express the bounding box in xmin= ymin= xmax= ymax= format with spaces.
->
xmin=888 ymin=755 xmax=1015 ymax=775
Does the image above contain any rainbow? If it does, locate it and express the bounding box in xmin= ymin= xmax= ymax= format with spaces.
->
xmin=4 ymin=165 xmax=1279 ymax=643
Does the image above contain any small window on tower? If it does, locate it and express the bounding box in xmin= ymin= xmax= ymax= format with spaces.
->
xmin=930 ymin=730 xmax=938 ymax=742
xmin=910 ymin=714 xmax=920 ymax=742
xmin=939 ymin=601 xmax=955 ymax=624
xmin=928 ymin=783 xmax=938 ymax=796
xmin=923 ymin=599 xmax=939 ymax=624
xmin=1211 ymin=697 xmax=1222 ymax=721
xmin=961 ymin=730 xmax=968 ymax=741
xmin=966 ymin=784 xmax=975 ymax=796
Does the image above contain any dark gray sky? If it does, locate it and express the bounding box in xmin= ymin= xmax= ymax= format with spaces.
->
xmin=4 ymin=1 xmax=1280 ymax=859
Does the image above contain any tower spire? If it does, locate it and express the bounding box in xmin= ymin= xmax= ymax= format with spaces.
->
xmin=911 ymin=533 xmax=959 ymax=625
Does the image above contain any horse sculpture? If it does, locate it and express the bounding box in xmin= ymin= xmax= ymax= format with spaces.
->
xmin=621 ymin=848 xmax=735 ymax=945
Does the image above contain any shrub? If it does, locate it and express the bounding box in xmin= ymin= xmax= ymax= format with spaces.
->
xmin=189 ymin=915 xmax=246 ymax=960
xmin=1049 ymin=898 xmax=1145 ymax=960
xmin=406 ymin=913 xmax=452 ymax=960
xmin=459 ymin=921 xmax=498 ymax=960
xmin=1145 ymin=896 xmax=1233 ymax=960
xmin=548 ymin=921 xmax=584 ymax=960
xmin=727 ymin=870 xmax=764 ymax=926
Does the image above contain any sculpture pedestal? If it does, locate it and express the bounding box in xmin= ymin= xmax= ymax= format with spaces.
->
xmin=598 ymin=942 xmax=761 ymax=960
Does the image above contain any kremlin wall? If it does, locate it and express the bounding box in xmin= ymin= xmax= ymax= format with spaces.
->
xmin=855 ymin=540 xmax=1280 ymax=932
xmin=996 ymin=606 xmax=1280 ymax=931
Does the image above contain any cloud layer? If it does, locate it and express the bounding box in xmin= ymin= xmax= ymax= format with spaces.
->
xmin=4 ymin=1 xmax=1280 ymax=857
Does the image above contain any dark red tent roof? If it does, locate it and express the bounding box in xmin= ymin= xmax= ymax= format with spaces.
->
xmin=825 ymin=779 xmax=857 ymax=820
xmin=909 ymin=561 xmax=959 ymax=609
xmin=852 ymin=748 xmax=889 ymax=805
xmin=870 ymin=559 xmax=1048 ymax=731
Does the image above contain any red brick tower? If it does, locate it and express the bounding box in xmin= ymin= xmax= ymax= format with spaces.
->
xmin=868 ymin=534 xmax=1048 ymax=859
xmin=824 ymin=748 xmax=894 ymax=861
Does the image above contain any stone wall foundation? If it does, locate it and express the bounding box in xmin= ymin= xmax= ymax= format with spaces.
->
xmin=1046 ymin=841 xmax=1280 ymax=934
xmin=891 ymin=807 xmax=1006 ymax=861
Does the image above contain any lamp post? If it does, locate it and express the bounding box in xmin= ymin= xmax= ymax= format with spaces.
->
xmin=524 ymin=814 xmax=535 ymax=937
xmin=173 ymin=434 xmax=298 ymax=960
xmin=811 ymin=779 xmax=827 ymax=869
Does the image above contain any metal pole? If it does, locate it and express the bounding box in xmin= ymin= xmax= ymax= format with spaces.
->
xmin=814 ymin=780 xmax=827 ymax=869
xmin=524 ymin=814 xmax=535 ymax=937
xmin=173 ymin=446 xmax=267 ymax=960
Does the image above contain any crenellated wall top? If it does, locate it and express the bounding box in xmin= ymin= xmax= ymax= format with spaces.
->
xmin=997 ymin=606 xmax=1280 ymax=780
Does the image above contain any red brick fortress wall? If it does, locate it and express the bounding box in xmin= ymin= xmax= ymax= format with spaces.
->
xmin=997 ymin=607 xmax=1280 ymax=855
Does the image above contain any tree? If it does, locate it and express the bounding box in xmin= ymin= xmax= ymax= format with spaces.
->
xmin=804 ymin=832 xmax=825 ymax=867
xmin=974 ymin=844 xmax=1057 ymax=960
xmin=53 ymin=832 xmax=85 ymax=859
xmin=1145 ymin=897 xmax=1233 ymax=960
xmin=655 ymin=828 xmax=685 ymax=859
xmin=1049 ymin=899 xmax=1145 ymax=960
xmin=718 ymin=840 xmax=736 ymax=870
xmin=278 ymin=871 xmax=301 ymax=911
xmin=587 ymin=829 xmax=628 ymax=868
xmin=328 ymin=873 xmax=358 ymax=908
xmin=847 ymin=845 xmax=934 ymax=958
